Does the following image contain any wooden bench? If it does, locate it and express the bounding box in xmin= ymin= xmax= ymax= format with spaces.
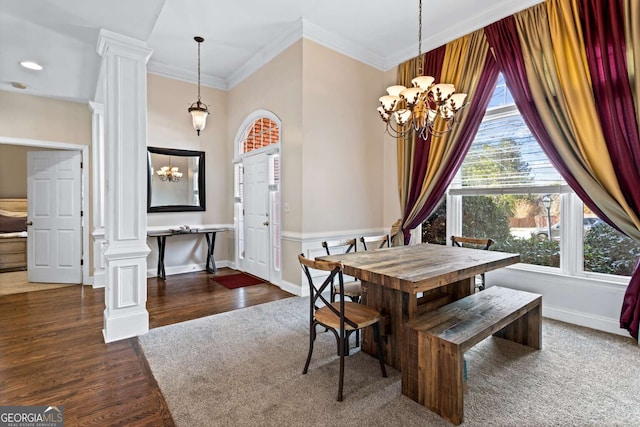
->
xmin=402 ymin=286 xmax=542 ymax=425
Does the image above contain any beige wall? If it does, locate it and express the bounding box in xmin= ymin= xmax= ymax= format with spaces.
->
xmin=0 ymin=91 xmax=91 ymax=144
xmin=382 ymin=67 xmax=402 ymax=228
xmin=228 ymin=41 xmax=303 ymax=285
xmin=228 ymin=40 xmax=303 ymax=233
xmin=146 ymin=74 xmax=231 ymax=263
xmin=0 ymin=145 xmax=29 ymax=197
xmin=147 ymin=74 xmax=230 ymax=225
xmin=227 ymin=39 xmax=393 ymax=288
xmin=0 ymin=91 xmax=91 ymax=202
xmin=301 ymin=39 xmax=387 ymax=234
xmin=0 ymin=90 xmax=92 ymax=272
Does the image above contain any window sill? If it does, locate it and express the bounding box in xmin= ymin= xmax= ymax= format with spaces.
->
xmin=504 ymin=262 xmax=630 ymax=288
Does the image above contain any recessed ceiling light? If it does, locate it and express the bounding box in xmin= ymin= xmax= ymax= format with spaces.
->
xmin=11 ymin=82 xmax=27 ymax=90
xmin=20 ymin=60 xmax=43 ymax=71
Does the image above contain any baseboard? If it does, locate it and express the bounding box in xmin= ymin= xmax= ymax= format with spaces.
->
xmin=146 ymin=260 xmax=234 ymax=278
xmin=103 ymin=309 xmax=149 ymax=343
xmin=93 ymin=271 xmax=105 ymax=288
xmin=542 ymin=304 xmax=627 ymax=337
xmin=279 ymin=279 xmax=303 ymax=296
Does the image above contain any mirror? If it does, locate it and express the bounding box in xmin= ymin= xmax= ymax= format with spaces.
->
xmin=147 ymin=147 xmax=206 ymax=213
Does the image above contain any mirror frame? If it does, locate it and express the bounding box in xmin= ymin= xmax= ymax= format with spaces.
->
xmin=147 ymin=146 xmax=206 ymax=213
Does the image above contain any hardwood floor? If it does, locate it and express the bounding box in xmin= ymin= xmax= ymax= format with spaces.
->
xmin=0 ymin=269 xmax=293 ymax=426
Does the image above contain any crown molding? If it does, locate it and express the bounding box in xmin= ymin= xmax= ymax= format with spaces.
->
xmin=97 ymin=29 xmax=152 ymax=61
xmin=301 ymin=18 xmax=386 ymax=70
xmin=147 ymin=61 xmax=228 ymax=90
xmin=226 ymin=18 xmax=304 ymax=90
xmin=382 ymin=0 xmax=544 ymax=70
xmin=148 ymin=0 xmax=544 ymax=90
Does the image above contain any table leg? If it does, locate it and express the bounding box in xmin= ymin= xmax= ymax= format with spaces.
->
xmin=156 ymin=236 xmax=166 ymax=281
xmin=205 ymin=232 xmax=217 ymax=274
xmin=361 ymin=277 xmax=474 ymax=372
xmin=361 ymin=281 xmax=411 ymax=371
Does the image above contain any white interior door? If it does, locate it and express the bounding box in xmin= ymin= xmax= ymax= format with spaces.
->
xmin=27 ymin=150 xmax=82 ymax=284
xmin=242 ymin=153 xmax=270 ymax=280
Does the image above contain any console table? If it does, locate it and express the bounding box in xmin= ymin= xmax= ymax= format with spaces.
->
xmin=147 ymin=226 xmax=228 ymax=280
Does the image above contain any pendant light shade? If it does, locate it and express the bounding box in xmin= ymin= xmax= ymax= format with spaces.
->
xmin=189 ymin=100 xmax=209 ymax=135
xmin=188 ymin=36 xmax=209 ymax=136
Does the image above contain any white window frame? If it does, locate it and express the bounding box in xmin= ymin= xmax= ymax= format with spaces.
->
xmin=445 ymin=101 xmax=630 ymax=285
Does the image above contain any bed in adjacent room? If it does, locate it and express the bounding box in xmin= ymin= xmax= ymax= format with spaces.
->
xmin=0 ymin=198 xmax=28 ymax=272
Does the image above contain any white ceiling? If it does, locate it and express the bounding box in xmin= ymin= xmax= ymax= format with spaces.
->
xmin=0 ymin=0 xmax=542 ymax=103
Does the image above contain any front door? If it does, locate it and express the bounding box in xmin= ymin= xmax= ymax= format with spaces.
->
xmin=242 ymin=152 xmax=270 ymax=280
xmin=27 ymin=150 xmax=82 ymax=284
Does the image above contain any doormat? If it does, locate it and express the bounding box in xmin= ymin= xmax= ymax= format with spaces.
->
xmin=213 ymin=273 xmax=265 ymax=289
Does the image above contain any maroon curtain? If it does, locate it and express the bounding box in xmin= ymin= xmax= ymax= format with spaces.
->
xmin=579 ymin=0 xmax=640 ymax=218
xmin=402 ymin=54 xmax=500 ymax=239
xmin=486 ymin=7 xmax=640 ymax=338
xmin=484 ymin=16 xmax=611 ymax=225
xmin=579 ymin=0 xmax=640 ymax=338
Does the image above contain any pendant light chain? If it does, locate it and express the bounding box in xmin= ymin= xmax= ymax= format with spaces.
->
xmin=188 ymin=36 xmax=210 ymax=136
xmin=197 ymin=39 xmax=202 ymax=102
xmin=417 ymin=0 xmax=423 ymax=76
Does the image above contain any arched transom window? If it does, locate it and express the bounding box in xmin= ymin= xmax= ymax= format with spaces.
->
xmin=240 ymin=117 xmax=279 ymax=154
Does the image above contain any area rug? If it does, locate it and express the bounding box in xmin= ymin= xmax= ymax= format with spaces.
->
xmin=139 ymin=297 xmax=640 ymax=427
xmin=212 ymin=272 xmax=265 ymax=289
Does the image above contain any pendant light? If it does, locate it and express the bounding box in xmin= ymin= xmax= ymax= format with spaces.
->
xmin=377 ymin=0 xmax=468 ymax=139
xmin=188 ymin=36 xmax=209 ymax=136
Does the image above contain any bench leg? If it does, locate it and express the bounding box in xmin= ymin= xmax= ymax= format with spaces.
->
xmin=403 ymin=327 xmax=465 ymax=424
xmin=422 ymin=336 xmax=465 ymax=425
xmin=493 ymin=302 xmax=542 ymax=349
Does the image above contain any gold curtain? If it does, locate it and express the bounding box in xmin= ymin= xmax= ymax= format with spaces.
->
xmin=391 ymin=30 xmax=491 ymax=245
xmin=514 ymin=0 xmax=640 ymax=238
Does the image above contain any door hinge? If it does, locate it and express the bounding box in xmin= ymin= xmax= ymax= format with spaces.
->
xmin=80 ymin=161 xmax=83 ymax=169
xmin=81 ymin=259 xmax=84 ymax=266
xmin=80 ymin=210 xmax=84 ymax=217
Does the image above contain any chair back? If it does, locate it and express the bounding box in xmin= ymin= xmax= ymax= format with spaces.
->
xmin=450 ymin=235 xmax=494 ymax=250
xmin=360 ymin=234 xmax=390 ymax=251
xmin=298 ymin=254 xmax=357 ymax=329
xmin=321 ymin=238 xmax=357 ymax=256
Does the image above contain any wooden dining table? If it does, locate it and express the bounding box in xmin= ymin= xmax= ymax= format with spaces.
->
xmin=320 ymin=243 xmax=520 ymax=371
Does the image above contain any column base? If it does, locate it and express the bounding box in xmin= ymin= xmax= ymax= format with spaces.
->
xmin=103 ymin=308 xmax=149 ymax=343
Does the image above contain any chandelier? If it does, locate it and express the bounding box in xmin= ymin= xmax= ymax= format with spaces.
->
xmin=377 ymin=0 xmax=467 ymax=139
xmin=156 ymin=160 xmax=183 ymax=182
xmin=188 ymin=36 xmax=209 ymax=136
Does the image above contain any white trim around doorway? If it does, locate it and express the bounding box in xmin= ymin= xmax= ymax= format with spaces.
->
xmin=0 ymin=136 xmax=91 ymax=286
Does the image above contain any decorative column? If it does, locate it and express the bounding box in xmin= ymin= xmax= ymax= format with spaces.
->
xmin=89 ymin=101 xmax=106 ymax=288
xmin=97 ymin=29 xmax=152 ymax=342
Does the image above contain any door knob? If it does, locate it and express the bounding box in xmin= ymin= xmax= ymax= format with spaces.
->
xmin=263 ymin=221 xmax=269 ymax=226
xmin=26 ymin=221 xmax=33 ymax=226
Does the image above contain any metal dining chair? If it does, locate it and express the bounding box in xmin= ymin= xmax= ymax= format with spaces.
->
xmin=321 ymin=239 xmax=361 ymax=303
xmin=450 ymin=235 xmax=494 ymax=291
xmin=298 ymin=254 xmax=387 ymax=401
xmin=359 ymin=234 xmax=391 ymax=251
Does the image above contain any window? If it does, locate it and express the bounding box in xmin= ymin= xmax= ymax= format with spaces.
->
xmin=239 ymin=117 xmax=279 ymax=154
xmin=583 ymin=209 xmax=640 ymax=276
xmin=423 ymin=74 xmax=637 ymax=278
